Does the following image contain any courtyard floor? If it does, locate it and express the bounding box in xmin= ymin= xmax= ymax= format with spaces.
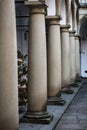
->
xmin=19 ymin=79 xmax=87 ymax=130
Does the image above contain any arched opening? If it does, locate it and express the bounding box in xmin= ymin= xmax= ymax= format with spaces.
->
xmin=15 ymin=0 xmax=29 ymax=55
xmin=80 ymin=16 xmax=87 ymax=77
xmin=15 ymin=0 xmax=29 ymax=114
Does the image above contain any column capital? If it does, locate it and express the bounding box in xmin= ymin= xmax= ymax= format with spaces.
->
xmin=60 ymin=24 xmax=70 ymax=32
xmin=25 ymin=1 xmax=47 ymax=14
xmin=74 ymin=34 xmax=81 ymax=40
xmin=46 ymin=15 xmax=61 ymax=25
xmin=25 ymin=1 xmax=46 ymax=6
xmin=69 ymin=30 xmax=76 ymax=37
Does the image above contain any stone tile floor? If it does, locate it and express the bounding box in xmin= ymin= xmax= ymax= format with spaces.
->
xmin=19 ymin=81 xmax=86 ymax=130
xmin=55 ymin=82 xmax=87 ymax=130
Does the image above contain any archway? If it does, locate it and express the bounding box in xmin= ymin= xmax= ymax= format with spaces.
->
xmin=80 ymin=15 xmax=87 ymax=77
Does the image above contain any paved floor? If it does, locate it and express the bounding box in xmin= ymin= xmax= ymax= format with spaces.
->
xmin=55 ymin=83 xmax=87 ymax=130
xmin=19 ymin=82 xmax=84 ymax=130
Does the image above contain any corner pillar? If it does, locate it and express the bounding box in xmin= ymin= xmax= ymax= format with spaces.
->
xmin=0 ymin=0 xmax=19 ymax=130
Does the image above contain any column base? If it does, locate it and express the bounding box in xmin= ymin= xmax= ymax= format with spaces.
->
xmin=75 ymin=77 xmax=82 ymax=83
xmin=61 ymin=87 xmax=74 ymax=94
xmin=20 ymin=111 xmax=53 ymax=124
xmin=47 ymin=96 xmax=66 ymax=106
xmin=70 ymin=82 xmax=79 ymax=87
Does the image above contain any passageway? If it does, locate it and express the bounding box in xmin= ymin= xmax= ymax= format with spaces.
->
xmin=55 ymin=80 xmax=87 ymax=130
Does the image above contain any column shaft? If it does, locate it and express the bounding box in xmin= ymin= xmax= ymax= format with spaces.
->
xmin=47 ymin=16 xmax=61 ymax=97
xmin=69 ymin=31 xmax=76 ymax=82
xmin=0 ymin=0 xmax=18 ymax=130
xmin=28 ymin=6 xmax=47 ymax=113
xmin=75 ymin=35 xmax=80 ymax=78
xmin=61 ymin=25 xmax=70 ymax=87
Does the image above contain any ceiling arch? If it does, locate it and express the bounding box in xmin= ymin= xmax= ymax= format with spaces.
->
xmin=80 ymin=16 xmax=87 ymax=39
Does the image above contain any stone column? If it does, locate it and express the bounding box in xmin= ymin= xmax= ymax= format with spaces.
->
xmin=0 ymin=0 xmax=19 ymax=130
xmin=46 ymin=16 xmax=65 ymax=105
xmin=61 ymin=25 xmax=74 ymax=94
xmin=75 ymin=35 xmax=80 ymax=80
xmin=21 ymin=1 xmax=53 ymax=124
xmin=69 ymin=31 xmax=76 ymax=82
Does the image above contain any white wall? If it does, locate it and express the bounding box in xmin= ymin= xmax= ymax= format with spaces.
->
xmin=47 ymin=0 xmax=55 ymax=15
xmin=79 ymin=8 xmax=87 ymax=77
xmin=81 ymin=38 xmax=87 ymax=77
